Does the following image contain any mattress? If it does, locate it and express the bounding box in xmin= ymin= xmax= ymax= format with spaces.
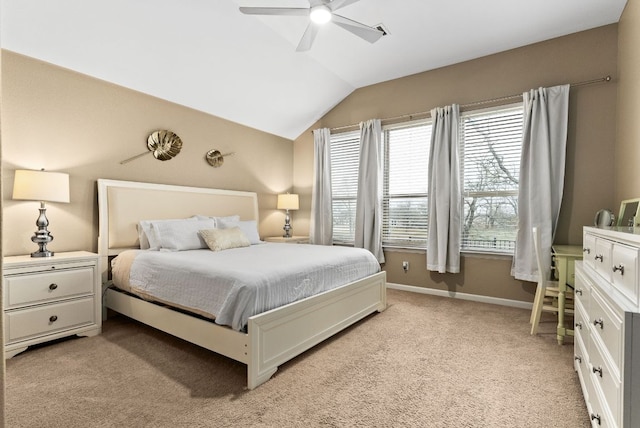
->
xmin=111 ymin=243 xmax=380 ymax=331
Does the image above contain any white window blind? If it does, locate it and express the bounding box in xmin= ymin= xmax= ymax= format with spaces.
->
xmin=330 ymin=131 xmax=360 ymax=244
xmin=382 ymin=122 xmax=431 ymax=248
xmin=459 ymin=104 xmax=523 ymax=253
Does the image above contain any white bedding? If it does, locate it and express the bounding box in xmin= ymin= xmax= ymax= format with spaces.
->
xmin=111 ymin=243 xmax=380 ymax=331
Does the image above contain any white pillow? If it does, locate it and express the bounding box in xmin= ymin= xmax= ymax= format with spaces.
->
xmin=199 ymin=227 xmax=251 ymax=252
xmin=195 ymin=214 xmax=240 ymax=228
xmin=217 ymin=218 xmax=262 ymax=244
xmin=152 ymin=218 xmax=216 ymax=251
xmin=138 ymin=217 xmax=198 ymax=250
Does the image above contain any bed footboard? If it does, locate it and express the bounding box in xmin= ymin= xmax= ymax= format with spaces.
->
xmin=247 ymin=271 xmax=386 ymax=389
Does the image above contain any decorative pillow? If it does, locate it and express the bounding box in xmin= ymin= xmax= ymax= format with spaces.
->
xmin=138 ymin=217 xmax=199 ymax=250
xmin=217 ymin=219 xmax=262 ymax=244
xmin=199 ymin=227 xmax=251 ymax=252
xmin=151 ymin=218 xmax=216 ymax=251
xmin=195 ymin=214 xmax=241 ymax=228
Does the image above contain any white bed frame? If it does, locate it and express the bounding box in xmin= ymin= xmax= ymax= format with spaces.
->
xmin=97 ymin=179 xmax=386 ymax=389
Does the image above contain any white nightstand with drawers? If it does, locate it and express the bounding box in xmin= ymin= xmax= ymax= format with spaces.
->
xmin=264 ymin=236 xmax=310 ymax=244
xmin=3 ymin=251 xmax=101 ymax=358
xmin=574 ymin=227 xmax=640 ymax=427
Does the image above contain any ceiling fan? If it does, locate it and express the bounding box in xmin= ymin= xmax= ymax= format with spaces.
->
xmin=239 ymin=0 xmax=386 ymax=52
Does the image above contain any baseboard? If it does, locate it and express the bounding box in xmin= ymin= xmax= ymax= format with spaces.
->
xmin=386 ymin=282 xmax=533 ymax=310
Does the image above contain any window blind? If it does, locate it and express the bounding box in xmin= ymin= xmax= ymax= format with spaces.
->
xmin=459 ymin=104 xmax=523 ymax=253
xmin=330 ymin=131 xmax=360 ymax=244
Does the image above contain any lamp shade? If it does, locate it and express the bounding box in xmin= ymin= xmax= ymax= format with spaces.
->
xmin=277 ymin=193 xmax=299 ymax=210
xmin=13 ymin=169 xmax=70 ymax=203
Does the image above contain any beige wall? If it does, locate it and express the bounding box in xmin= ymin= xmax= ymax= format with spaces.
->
xmin=616 ymin=0 xmax=640 ymax=202
xmin=1 ymin=51 xmax=294 ymax=256
xmin=294 ymin=25 xmax=619 ymax=302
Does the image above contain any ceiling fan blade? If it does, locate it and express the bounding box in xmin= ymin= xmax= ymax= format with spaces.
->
xmin=239 ymin=7 xmax=309 ymax=17
xmin=296 ymin=23 xmax=320 ymax=52
xmin=327 ymin=0 xmax=361 ymax=12
xmin=331 ymin=14 xmax=384 ymax=43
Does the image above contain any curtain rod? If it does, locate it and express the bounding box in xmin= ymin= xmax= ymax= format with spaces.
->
xmin=326 ymin=75 xmax=612 ymax=133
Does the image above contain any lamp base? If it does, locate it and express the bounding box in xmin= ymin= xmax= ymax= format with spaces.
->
xmin=282 ymin=209 xmax=292 ymax=238
xmin=30 ymin=203 xmax=55 ymax=258
xmin=31 ymin=249 xmax=54 ymax=258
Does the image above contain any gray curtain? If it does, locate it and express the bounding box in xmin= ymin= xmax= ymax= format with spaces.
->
xmin=310 ymin=128 xmax=333 ymax=245
xmin=355 ymin=119 xmax=385 ymax=263
xmin=426 ymin=104 xmax=461 ymax=273
xmin=512 ymin=85 xmax=570 ymax=281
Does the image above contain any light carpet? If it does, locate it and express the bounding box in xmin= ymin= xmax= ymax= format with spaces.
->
xmin=6 ymin=289 xmax=589 ymax=427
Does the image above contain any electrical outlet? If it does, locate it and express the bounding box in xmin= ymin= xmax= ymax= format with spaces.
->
xmin=402 ymin=261 xmax=409 ymax=272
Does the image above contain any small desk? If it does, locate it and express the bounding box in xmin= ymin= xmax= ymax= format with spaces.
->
xmin=552 ymin=245 xmax=583 ymax=345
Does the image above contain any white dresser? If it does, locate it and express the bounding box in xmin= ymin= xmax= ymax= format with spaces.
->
xmin=3 ymin=251 xmax=102 ymax=358
xmin=574 ymin=227 xmax=640 ymax=427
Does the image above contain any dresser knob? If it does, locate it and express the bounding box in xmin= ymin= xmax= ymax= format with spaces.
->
xmin=49 ymin=283 xmax=58 ymax=290
xmin=593 ymin=318 xmax=604 ymax=329
xmin=613 ymin=264 xmax=625 ymax=275
xmin=575 ymin=288 xmax=583 ymax=296
xmin=574 ymin=355 xmax=582 ymax=363
xmin=583 ymin=247 xmax=591 ymax=254
xmin=49 ymin=315 xmax=58 ymax=323
xmin=575 ymin=322 xmax=583 ymax=330
xmin=592 ymin=366 xmax=603 ymax=377
xmin=591 ymin=413 xmax=601 ymax=425
xmin=595 ymin=254 xmax=603 ymax=262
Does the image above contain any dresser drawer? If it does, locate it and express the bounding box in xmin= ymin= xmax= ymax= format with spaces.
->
xmin=4 ymin=267 xmax=94 ymax=308
xmin=575 ymin=299 xmax=591 ymax=351
xmin=594 ymin=238 xmax=613 ymax=283
xmin=589 ymin=337 xmax=622 ymax=427
xmin=574 ymin=327 xmax=591 ymax=403
xmin=611 ymin=243 xmax=639 ymax=306
xmin=590 ymin=288 xmax=623 ymax=375
xmin=4 ymin=298 xmax=95 ymax=344
xmin=584 ymin=233 xmax=596 ymax=270
xmin=575 ymin=266 xmax=592 ymax=312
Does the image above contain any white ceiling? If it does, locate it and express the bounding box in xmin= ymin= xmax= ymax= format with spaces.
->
xmin=0 ymin=0 xmax=628 ymax=140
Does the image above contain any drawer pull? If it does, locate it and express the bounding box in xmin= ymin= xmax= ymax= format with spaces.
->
xmin=574 ymin=355 xmax=582 ymax=363
xmin=575 ymin=288 xmax=583 ymax=296
xmin=591 ymin=413 xmax=601 ymax=425
xmin=49 ymin=315 xmax=58 ymax=323
xmin=583 ymin=247 xmax=591 ymax=254
xmin=592 ymin=366 xmax=603 ymax=377
xmin=575 ymin=322 xmax=583 ymax=330
xmin=595 ymin=254 xmax=603 ymax=262
xmin=613 ymin=264 xmax=625 ymax=275
xmin=49 ymin=283 xmax=58 ymax=291
xmin=593 ymin=318 xmax=604 ymax=329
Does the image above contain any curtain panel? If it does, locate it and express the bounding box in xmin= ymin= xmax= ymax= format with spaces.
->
xmin=310 ymin=128 xmax=333 ymax=245
xmin=511 ymin=85 xmax=570 ymax=282
xmin=426 ymin=104 xmax=461 ymax=273
xmin=355 ymin=119 xmax=385 ymax=263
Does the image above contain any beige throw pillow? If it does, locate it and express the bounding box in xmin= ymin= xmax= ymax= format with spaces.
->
xmin=199 ymin=227 xmax=250 ymax=252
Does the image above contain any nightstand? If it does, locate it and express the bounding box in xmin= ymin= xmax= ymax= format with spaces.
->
xmin=264 ymin=236 xmax=310 ymax=244
xmin=3 ymin=251 xmax=101 ymax=358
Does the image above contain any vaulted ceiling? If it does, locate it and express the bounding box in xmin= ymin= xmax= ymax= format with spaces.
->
xmin=0 ymin=0 xmax=628 ymax=140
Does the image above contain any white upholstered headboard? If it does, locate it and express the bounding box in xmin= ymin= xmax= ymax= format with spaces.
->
xmin=97 ymin=179 xmax=259 ymax=281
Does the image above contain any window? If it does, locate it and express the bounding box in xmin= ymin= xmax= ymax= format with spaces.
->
xmin=382 ymin=121 xmax=431 ymax=248
xmin=328 ymin=103 xmax=523 ymax=254
xmin=459 ymin=104 xmax=523 ymax=253
xmin=330 ymin=131 xmax=360 ymax=244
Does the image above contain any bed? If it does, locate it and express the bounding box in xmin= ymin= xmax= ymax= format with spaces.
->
xmin=97 ymin=179 xmax=387 ymax=389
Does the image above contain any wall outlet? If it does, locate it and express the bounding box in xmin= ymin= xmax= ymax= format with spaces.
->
xmin=402 ymin=261 xmax=409 ymax=272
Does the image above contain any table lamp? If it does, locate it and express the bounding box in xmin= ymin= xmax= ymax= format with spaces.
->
xmin=13 ymin=169 xmax=70 ymax=257
xmin=277 ymin=193 xmax=299 ymax=238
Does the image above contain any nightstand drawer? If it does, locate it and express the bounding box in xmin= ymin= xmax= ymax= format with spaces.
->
xmin=5 ymin=298 xmax=95 ymax=344
xmin=4 ymin=268 xmax=94 ymax=308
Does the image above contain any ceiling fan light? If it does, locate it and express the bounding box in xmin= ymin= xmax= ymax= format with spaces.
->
xmin=310 ymin=5 xmax=332 ymax=24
